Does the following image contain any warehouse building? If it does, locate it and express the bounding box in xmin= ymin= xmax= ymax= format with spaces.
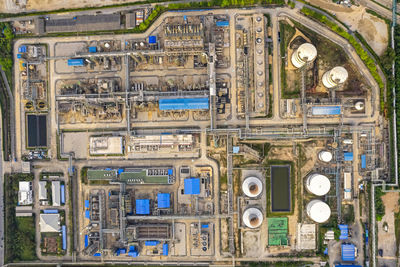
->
xmin=40 ymin=213 xmax=61 ymax=232
xmin=184 ymin=178 xmax=200 ymax=195
xmin=45 ymin=14 xmax=121 ymax=33
xmin=52 ymin=181 xmax=61 ymax=206
xmin=159 ymin=98 xmax=209 ymax=111
xmin=18 ymin=181 xmax=33 ymax=205
xmin=39 ymin=181 xmax=47 ymax=200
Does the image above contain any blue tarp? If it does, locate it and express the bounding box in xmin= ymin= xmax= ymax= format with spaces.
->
xmin=159 ymin=97 xmax=209 ymax=111
xmin=18 ymin=45 xmax=27 ymax=53
xmin=339 ymin=224 xmax=349 ymax=240
xmin=136 ymin=199 xmax=150 ymax=215
xmin=344 ymin=152 xmax=354 ymax=161
xmin=85 ymin=200 xmax=89 ymax=208
xmin=62 ymin=225 xmax=67 ymax=250
xmin=145 ymin=240 xmax=160 ymax=246
xmin=93 ymin=253 xmax=101 ymax=257
xmin=68 ymin=58 xmax=84 ymax=66
xmin=43 ymin=209 xmax=58 ymax=214
xmin=184 ymin=178 xmax=200 ymax=195
xmin=341 ymin=243 xmax=356 ymax=261
xmin=118 ymin=168 xmax=124 ymax=175
xmin=324 ymin=247 xmax=328 ymax=255
xmin=163 ymin=243 xmax=168 ymax=256
xmin=157 ymin=193 xmax=170 ymax=209
xmin=168 ymin=169 xmax=173 ymax=175
xmin=84 ymin=235 xmax=88 ymax=247
xmin=89 ymin=46 xmax=97 ymax=53
xmin=311 ymin=106 xmax=341 ymax=116
xmin=361 ymin=154 xmax=366 ymax=169
xmin=232 ymin=146 xmax=240 ymax=153
xmin=201 ymin=224 xmax=209 ymax=228
xmin=149 ymin=36 xmax=157 ymax=44
xmin=85 ymin=210 xmax=90 ymax=219
xmin=60 ymin=184 xmax=65 ymax=204
xmin=17 ymin=54 xmax=22 ymax=58
xmin=216 ymin=20 xmax=229 ymax=27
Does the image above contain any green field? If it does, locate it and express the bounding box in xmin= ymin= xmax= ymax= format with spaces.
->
xmin=268 ymin=217 xmax=288 ymax=246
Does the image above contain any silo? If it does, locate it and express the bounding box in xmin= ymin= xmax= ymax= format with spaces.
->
xmin=318 ymin=150 xmax=333 ymax=163
xmin=242 ymin=177 xmax=263 ymax=198
xmin=291 ymin=43 xmax=317 ymax=68
xmin=306 ymin=200 xmax=331 ymax=223
xmin=322 ymin=66 xmax=348 ymax=89
xmin=242 ymin=208 xmax=263 ymax=228
xmin=306 ymin=174 xmax=331 ymax=196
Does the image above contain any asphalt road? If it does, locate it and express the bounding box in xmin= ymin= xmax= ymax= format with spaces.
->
xmin=0 ymin=110 xmax=5 ymax=266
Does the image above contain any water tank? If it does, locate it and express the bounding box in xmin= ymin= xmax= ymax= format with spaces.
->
xmin=306 ymin=174 xmax=331 ymax=196
xmin=291 ymin=43 xmax=317 ymax=68
xmin=242 ymin=208 xmax=263 ymax=228
xmin=306 ymin=200 xmax=331 ymax=223
xmin=322 ymin=66 xmax=348 ymax=89
xmin=242 ymin=177 xmax=263 ymax=198
xmin=355 ymin=101 xmax=364 ymax=111
xmin=318 ymin=151 xmax=333 ymax=163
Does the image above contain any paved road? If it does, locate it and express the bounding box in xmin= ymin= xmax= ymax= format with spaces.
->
xmin=0 ymin=110 xmax=4 ymax=266
xmin=0 ymin=65 xmax=15 ymax=161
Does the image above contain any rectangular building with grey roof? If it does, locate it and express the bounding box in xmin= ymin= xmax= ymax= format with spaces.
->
xmin=45 ymin=14 xmax=121 ymax=33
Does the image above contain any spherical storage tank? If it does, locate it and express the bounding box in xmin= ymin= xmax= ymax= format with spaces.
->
xmin=291 ymin=43 xmax=317 ymax=68
xmin=306 ymin=200 xmax=331 ymax=223
xmin=318 ymin=150 xmax=333 ymax=163
xmin=306 ymin=174 xmax=331 ymax=196
xmin=242 ymin=177 xmax=263 ymax=198
xmin=242 ymin=208 xmax=263 ymax=228
xmin=322 ymin=66 xmax=348 ymax=89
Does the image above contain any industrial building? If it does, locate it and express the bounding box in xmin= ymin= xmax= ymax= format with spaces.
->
xmin=158 ymin=98 xmax=209 ymax=111
xmin=45 ymin=14 xmax=121 ymax=33
xmin=89 ymin=136 xmax=124 ymax=155
xmin=18 ymin=181 xmax=33 ymax=205
xmin=38 ymin=181 xmax=47 ymax=200
xmin=184 ymin=177 xmax=201 ymax=195
xmin=52 ymin=181 xmax=61 ymax=207
xmin=40 ymin=213 xmax=61 ymax=232
xmin=343 ymin=172 xmax=352 ymax=200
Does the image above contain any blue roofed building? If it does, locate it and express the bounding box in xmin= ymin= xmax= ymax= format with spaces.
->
xmin=85 ymin=210 xmax=90 ymax=219
xmin=341 ymin=243 xmax=356 ymax=261
xmin=216 ymin=21 xmax=229 ymax=27
xmin=159 ymin=98 xmax=209 ymax=111
xmin=68 ymin=58 xmax=84 ymax=66
xmin=62 ymin=225 xmax=67 ymax=250
xmin=311 ymin=106 xmax=341 ymax=116
xmin=344 ymin=152 xmax=354 ymax=161
xmin=145 ymin=240 xmax=160 ymax=246
xmin=157 ymin=193 xmax=170 ymax=209
xmin=339 ymin=224 xmax=349 ymax=240
xmin=89 ymin=46 xmax=97 ymax=53
xmin=184 ymin=178 xmax=200 ymax=195
xmin=136 ymin=199 xmax=150 ymax=215
xmin=163 ymin=243 xmax=168 ymax=256
xmin=361 ymin=154 xmax=366 ymax=169
xmin=149 ymin=36 xmax=157 ymax=44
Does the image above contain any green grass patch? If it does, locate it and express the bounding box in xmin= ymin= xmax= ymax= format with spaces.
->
xmin=341 ymin=204 xmax=355 ymax=224
xmin=375 ymin=187 xmax=385 ymax=221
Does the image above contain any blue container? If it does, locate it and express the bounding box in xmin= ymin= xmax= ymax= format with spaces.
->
xmin=62 ymin=225 xmax=67 ymax=250
xmin=67 ymin=58 xmax=84 ymax=66
xmin=60 ymin=184 xmax=65 ymax=204
xmin=89 ymin=46 xmax=97 ymax=53
xmin=43 ymin=209 xmax=58 ymax=214
xmin=149 ymin=36 xmax=157 ymax=44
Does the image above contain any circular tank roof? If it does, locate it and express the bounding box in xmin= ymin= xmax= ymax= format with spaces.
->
xmin=242 ymin=177 xmax=263 ymax=198
xmin=306 ymin=174 xmax=331 ymax=196
xmin=355 ymin=101 xmax=364 ymax=110
xmin=243 ymin=208 xmax=263 ymax=228
xmin=319 ymin=151 xmax=333 ymax=162
xmin=329 ymin=66 xmax=348 ymax=84
xmin=306 ymin=200 xmax=331 ymax=223
xmin=291 ymin=43 xmax=317 ymax=68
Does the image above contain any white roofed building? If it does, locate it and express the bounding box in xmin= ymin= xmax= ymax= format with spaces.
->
xmin=52 ymin=181 xmax=61 ymax=206
xmin=40 ymin=214 xmax=60 ymax=232
xmin=18 ymin=181 xmax=33 ymax=205
xmin=39 ymin=181 xmax=47 ymax=200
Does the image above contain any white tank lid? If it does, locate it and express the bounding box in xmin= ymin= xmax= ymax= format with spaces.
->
xmin=242 ymin=177 xmax=263 ymax=198
xmin=306 ymin=174 xmax=331 ymax=196
xmin=329 ymin=66 xmax=348 ymax=84
xmin=307 ymin=200 xmax=331 ymax=223
xmin=319 ymin=151 xmax=333 ymax=162
xmin=243 ymin=208 xmax=263 ymax=228
xmin=297 ymin=43 xmax=317 ymax=62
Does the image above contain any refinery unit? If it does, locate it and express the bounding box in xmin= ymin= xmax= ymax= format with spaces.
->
xmin=9 ymin=5 xmax=388 ymax=267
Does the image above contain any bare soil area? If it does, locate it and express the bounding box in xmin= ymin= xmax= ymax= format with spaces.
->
xmin=0 ymin=0 xmax=141 ymax=13
xmin=308 ymin=0 xmax=388 ymax=56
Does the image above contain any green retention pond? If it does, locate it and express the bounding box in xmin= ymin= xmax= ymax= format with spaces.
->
xmin=270 ymin=165 xmax=291 ymax=212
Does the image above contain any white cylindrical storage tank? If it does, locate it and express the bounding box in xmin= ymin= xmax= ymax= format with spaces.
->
xmin=322 ymin=66 xmax=348 ymax=89
xmin=306 ymin=174 xmax=331 ymax=196
xmin=242 ymin=177 xmax=263 ymax=198
xmin=355 ymin=101 xmax=364 ymax=111
xmin=306 ymin=200 xmax=331 ymax=223
xmin=318 ymin=150 xmax=333 ymax=163
xmin=242 ymin=208 xmax=263 ymax=228
xmin=291 ymin=43 xmax=317 ymax=68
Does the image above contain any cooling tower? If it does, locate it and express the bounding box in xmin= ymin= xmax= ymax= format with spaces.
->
xmin=306 ymin=200 xmax=331 ymax=223
xmin=242 ymin=177 xmax=263 ymax=198
xmin=242 ymin=208 xmax=263 ymax=228
xmin=306 ymin=174 xmax=331 ymax=196
xmin=291 ymin=43 xmax=317 ymax=68
xmin=322 ymin=66 xmax=348 ymax=89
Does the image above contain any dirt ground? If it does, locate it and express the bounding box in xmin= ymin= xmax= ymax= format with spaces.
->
xmin=307 ymin=0 xmax=388 ymax=56
xmin=0 ymin=0 xmax=141 ymax=13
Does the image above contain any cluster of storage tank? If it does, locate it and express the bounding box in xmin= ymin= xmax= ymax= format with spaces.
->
xmin=291 ymin=43 xmax=348 ymax=88
xmin=305 ymin=150 xmax=333 ymax=223
xmin=241 ymin=177 xmax=264 ymax=228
